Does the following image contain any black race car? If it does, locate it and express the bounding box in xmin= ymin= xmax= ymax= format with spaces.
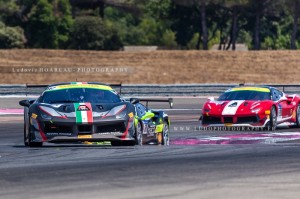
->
xmin=19 ymin=82 xmax=171 ymax=147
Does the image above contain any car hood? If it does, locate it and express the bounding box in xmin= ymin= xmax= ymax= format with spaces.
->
xmin=37 ymin=102 xmax=128 ymax=118
xmin=203 ymin=100 xmax=268 ymax=116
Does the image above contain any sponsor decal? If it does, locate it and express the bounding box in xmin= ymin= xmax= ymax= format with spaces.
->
xmin=77 ymin=105 xmax=89 ymax=111
xmin=45 ymin=83 xmax=113 ymax=92
xmin=230 ymin=87 xmax=270 ymax=93
xmin=155 ymin=124 xmax=164 ymax=133
xmin=278 ymin=104 xmax=282 ymax=118
xmin=46 ymin=132 xmax=72 ymax=136
xmin=128 ymin=112 xmax=134 ymax=118
xmin=74 ymin=103 xmax=93 ymax=124
xmin=78 ymin=135 xmax=92 ymax=139
xmin=31 ymin=113 xmax=38 ymax=119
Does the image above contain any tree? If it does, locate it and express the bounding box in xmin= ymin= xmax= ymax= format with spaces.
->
xmin=69 ymin=16 xmax=122 ymax=50
xmin=53 ymin=0 xmax=74 ymax=48
xmin=0 ymin=22 xmax=26 ymax=48
xmin=25 ymin=0 xmax=73 ymax=48
xmin=220 ymin=0 xmax=249 ymax=50
xmin=286 ymin=0 xmax=300 ymax=49
xmin=247 ymin=0 xmax=287 ymax=50
xmin=172 ymin=0 xmax=210 ymax=50
xmin=0 ymin=0 xmax=20 ymax=26
xmin=27 ymin=0 xmax=58 ymax=48
xmin=70 ymin=0 xmax=140 ymax=18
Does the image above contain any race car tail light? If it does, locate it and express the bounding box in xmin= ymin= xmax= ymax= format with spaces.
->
xmin=41 ymin=112 xmax=52 ymax=120
xmin=104 ymin=105 xmax=126 ymax=118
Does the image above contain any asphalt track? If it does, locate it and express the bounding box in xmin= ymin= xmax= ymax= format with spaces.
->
xmin=1 ymin=97 xmax=300 ymax=199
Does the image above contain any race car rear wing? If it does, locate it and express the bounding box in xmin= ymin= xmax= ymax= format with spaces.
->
xmin=130 ymin=98 xmax=173 ymax=109
xmin=25 ymin=83 xmax=123 ymax=95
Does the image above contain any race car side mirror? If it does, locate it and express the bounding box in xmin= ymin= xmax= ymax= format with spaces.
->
xmin=19 ymin=100 xmax=31 ymax=107
xmin=208 ymin=97 xmax=215 ymax=101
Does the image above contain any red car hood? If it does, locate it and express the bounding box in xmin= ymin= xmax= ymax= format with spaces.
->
xmin=204 ymin=100 xmax=266 ymax=116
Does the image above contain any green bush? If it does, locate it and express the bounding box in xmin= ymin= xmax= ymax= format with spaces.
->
xmin=161 ymin=29 xmax=177 ymax=49
xmin=26 ymin=0 xmax=73 ymax=48
xmin=27 ymin=0 xmax=58 ymax=48
xmin=69 ymin=16 xmax=122 ymax=50
xmin=0 ymin=22 xmax=26 ymax=48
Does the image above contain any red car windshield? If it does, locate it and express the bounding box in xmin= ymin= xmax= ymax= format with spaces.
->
xmin=218 ymin=91 xmax=271 ymax=101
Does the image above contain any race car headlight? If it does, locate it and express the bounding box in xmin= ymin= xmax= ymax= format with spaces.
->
xmin=116 ymin=110 xmax=127 ymax=119
xmin=105 ymin=105 xmax=127 ymax=117
xmin=41 ymin=112 xmax=52 ymax=120
xmin=39 ymin=106 xmax=62 ymax=119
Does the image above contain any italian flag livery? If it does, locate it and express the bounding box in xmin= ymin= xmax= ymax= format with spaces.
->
xmin=74 ymin=103 xmax=93 ymax=124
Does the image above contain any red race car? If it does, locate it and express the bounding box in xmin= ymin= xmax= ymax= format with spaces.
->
xmin=201 ymin=86 xmax=300 ymax=129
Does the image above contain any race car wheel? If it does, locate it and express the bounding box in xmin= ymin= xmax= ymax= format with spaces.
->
xmin=161 ymin=121 xmax=169 ymax=146
xmin=296 ymin=105 xmax=300 ymax=127
xmin=269 ymin=106 xmax=277 ymax=131
xmin=135 ymin=121 xmax=143 ymax=146
xmin=28 ymin=126 xmax=43 ymax=147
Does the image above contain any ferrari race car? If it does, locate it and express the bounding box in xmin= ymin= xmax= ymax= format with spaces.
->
xmin=201 ymin=86 xmax=300 ymax=129
xmin=19 ymin=82 xmax=171 ymax=147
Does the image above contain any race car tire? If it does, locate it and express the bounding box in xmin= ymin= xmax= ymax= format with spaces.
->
xmin=28 ymin=126 xmax=43 ymax=147
xmin=24 ymin=121 xmax=28 ymax=147
xmin=269 ymin=106 xmax=277 ymax=131
xmin=296 ymin=105 xmax=300 ymax=127
xmin=135 ymin=121 xmax=143 ymax=146
xmin=161 ymin=121 xmax=169 ymax=146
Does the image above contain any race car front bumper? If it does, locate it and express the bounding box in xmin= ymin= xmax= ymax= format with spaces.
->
xmin=30 ymin=117 xmax=135 ymax=143
xmin=201 ymin=114 xmax=270 ymax=128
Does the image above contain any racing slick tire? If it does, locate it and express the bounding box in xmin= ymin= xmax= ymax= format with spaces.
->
xmin=161 ymin=121 xmax=170 ymax=146
xmin=296 ymin=105 xmax=300 ymax=127
xmin=135 ymin=121 xmax=143 ymax=146
xmin=269 ymin=106 xmax=277 ymax=131
xmin=28 ymin=126 xmax=43 ymax=147
xmin=111 ymin=121 xmax=138 ymax=146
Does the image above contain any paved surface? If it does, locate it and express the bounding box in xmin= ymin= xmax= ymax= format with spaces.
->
xmin=1 ymin=98 xmax=300 ymax=199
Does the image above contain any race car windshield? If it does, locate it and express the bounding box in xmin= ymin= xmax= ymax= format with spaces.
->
xmin=218 ymin=90 xmax=271 ymax=101
xmin=40 ymin=88 xmax=121 ymax=104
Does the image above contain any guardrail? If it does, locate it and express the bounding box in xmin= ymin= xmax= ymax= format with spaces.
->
xmin=1 ymin=84 xmax=300 ymax=96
